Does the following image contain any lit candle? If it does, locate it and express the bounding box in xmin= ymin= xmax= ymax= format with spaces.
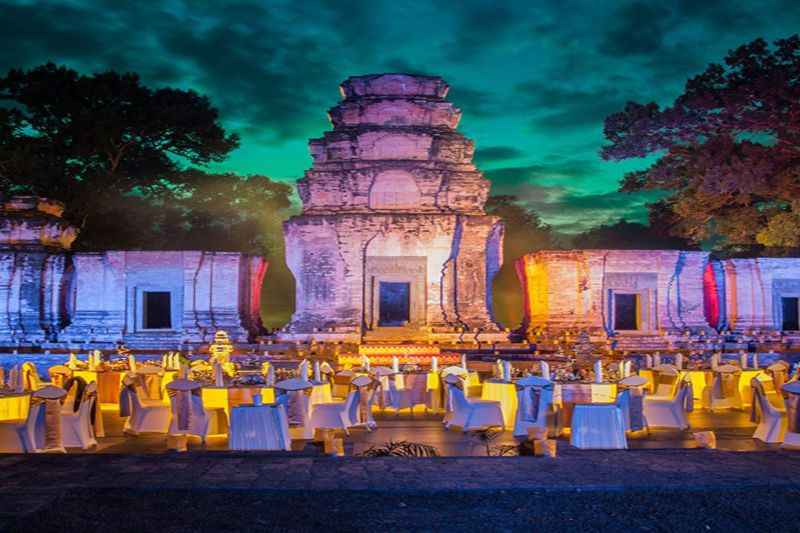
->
xmin=594 ymin=360 xmax=603 ymax=383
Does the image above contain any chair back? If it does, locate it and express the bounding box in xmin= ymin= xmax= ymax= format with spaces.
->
xmin=343 ymin=387 xmax=362 ymax=426
xmin=448 ymin=384 xmax=470 ymax=413
xmin=62 ymin=375 xmax=88 ymax=413
xmin=48 ymin=365 xmax=72 ymax=388
xmin=21 ymin=362 xmax=41 ymax=391
xmin=712 ymin=365 xmax=741 ymax=400
xmin=517 ymin=382 xmax=553 ymax=423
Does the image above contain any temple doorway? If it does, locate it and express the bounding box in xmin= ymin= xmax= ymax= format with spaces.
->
xmin=378 ymin=282 xmax=410 ymax=326
xmin=781 ymin=297 xmax=799 ymax=331
xmin=613 ymin=293 xmax=639 ymax=331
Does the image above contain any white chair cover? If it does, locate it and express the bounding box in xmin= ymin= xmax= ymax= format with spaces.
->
xmin=750 ymin=377 xmax=786 ymax=443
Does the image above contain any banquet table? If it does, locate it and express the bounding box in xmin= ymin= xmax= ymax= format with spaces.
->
xmin=202 ymin=386 xmax=277 ymax=418
xmin=640 ymin=368 xmax=763 ymax=407
xmin=557 ymin=383 xmax=617 ymax=426
xmin=379 ymin=373 xmax=439 ymax=411
xmin=0 ymin=392 xmax=30 ymax=421
xmin=72 ymin=370 xmax=123 ymax=404
xmin=481 ymin=380 xmax=617 ymax=428
xmin=229 ymin=403 xmax=291 ymax=451
xmin=570 ymin=404 xmax=627 ymax=449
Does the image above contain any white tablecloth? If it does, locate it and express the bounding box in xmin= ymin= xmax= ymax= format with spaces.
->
xmin=229 ymin=404 xmax=291 ymax=451
xmin=570 ymin=404 xmax=627 ymax=449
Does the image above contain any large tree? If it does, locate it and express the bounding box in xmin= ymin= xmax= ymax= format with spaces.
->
xmin=601 ymin=36 xmax=800 ymax=255
xmin=486 ymin=194 xmax=560 ymax=329
xmin=0 ymin=63 xmax=296 ymax=326
xmin=573 ymin=219 xmax=698 ymax=250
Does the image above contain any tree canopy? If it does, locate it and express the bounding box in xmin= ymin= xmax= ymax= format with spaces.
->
xmin=572 ymin=219 xmax=698 ymax=250
xmin=601 ymin=35 xmax=800 ymax=255
xmin=485 ymin=194 xmax=560 ymax=329
xmin=0 ymin=63 xmax=296 ymax=326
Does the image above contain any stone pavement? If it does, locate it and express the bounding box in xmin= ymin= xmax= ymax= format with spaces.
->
xmin=0 ymin=447 xmax=798 ymax=514
xmin=0 ymin=448 xmax=798 ymax=531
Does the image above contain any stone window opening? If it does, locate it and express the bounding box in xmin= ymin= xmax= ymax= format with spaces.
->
xmin=780 ymin=296 xmax=799 ymax=331
xmin=142 ymin=291 xmax=172 ymax=330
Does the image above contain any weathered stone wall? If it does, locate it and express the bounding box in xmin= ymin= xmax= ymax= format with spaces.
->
xmin=0 ymin=196 xmax=267 ymax=348
xmin=282 ymin=73 xmax=504 ymax=342
xmin=517 ymin=250 xmax=712 ymax=337
xmin=0 ymin=197 xmax=75 ymax=344
xmin=61 ymin=251 xmax=266 ymax=348
xmin=718 ymin=258 xmax=800 ymax=332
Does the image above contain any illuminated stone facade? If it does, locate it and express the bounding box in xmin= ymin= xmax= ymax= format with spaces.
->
xmin=517 ymin=249 xmax=800 ymax=343
xmin=0 ymin=196 xmax=266 ymax=349
xmin=281 ymin=74 xmax=505 ymax=342
xmin=517 ymin=250 xmax=713 ymax=339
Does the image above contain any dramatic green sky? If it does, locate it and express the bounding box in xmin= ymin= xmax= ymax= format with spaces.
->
xmin=2 ymin=0 xmax=799 ymax=235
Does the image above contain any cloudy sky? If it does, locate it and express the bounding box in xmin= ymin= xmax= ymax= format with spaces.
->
xmin=2 ymin=0 xmax=798 ymax=234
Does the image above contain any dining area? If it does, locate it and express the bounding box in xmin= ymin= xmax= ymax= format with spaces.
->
xmin=0 ymin=348 xmax=798 ymax=456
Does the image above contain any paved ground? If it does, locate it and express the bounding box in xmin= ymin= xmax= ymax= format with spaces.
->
xmin=1 ymin=447 xmax=798 ymax=531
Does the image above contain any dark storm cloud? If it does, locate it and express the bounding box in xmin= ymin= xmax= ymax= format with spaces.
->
xmin=518 ymin=81 xmax=631 ymax=131
xmin=485 ymin=157 xmax=603 ymax=188
xmin=0 ymin=0 xmax=384 ymax=140
xmin=598 ymin=2 xmax=672 ymax=57
xmin=474 ymin=146 xmax=526 ymax=163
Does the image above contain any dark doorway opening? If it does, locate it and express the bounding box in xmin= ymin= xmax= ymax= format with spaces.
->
xmin=143 ymin=291 xmax=172 ymax=329
xmin=378 ymin=282 xmax=410 ymax=327
xmin=781 ymin=297 xmax=799 ymax=331
xmin=614 ymin=293 xmax=639 ymax=331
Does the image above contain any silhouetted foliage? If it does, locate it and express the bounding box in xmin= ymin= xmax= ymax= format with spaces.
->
xmin=602 ymin=35 xmax=800 ymax=256
xmin=572 ymin=219 xmax=698 ymax=250
xmin=486 ymin=194 xmax=560 ymax=329
xmin=0 ymin=62 xmax=294 ymax=256
xmin=358 ymin=440 xmax=441 ymax=457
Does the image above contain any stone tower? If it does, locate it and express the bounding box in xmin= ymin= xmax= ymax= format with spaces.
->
xmin=282 ymin=73 xmax=505 ymax=343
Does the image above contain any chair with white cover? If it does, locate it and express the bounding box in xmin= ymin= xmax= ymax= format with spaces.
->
xmin=644 ymin=375 xmax=693 ymax=429
xmin=123 ymin=379 xmax=171 ymax=435
xmin=48 ymin=365 xmax=72 ymax=389
xmin=32 ymin=386 xmax=68 ymax=453
xmin=767 ymin=362 xmax=791 ymax=397
xmin=782 ymin=381 xmax=800 ymax=449
xmin=750 ymin=376 xmax=786 ymax=443
xmin=648 ymin=364 xmax=680 ymax=399
xmin=513 ymin=376 xmax=562 ymax=437
xmin=61 ymin=381 xmax=98 ymax=449
xmin=0 ymin=399 xmax=42 ymax=453
xmin=701 ymin=364 xmax=743 ymax=411
xmin=22 ymin=362 xmax=47 ymax=391
xmin=309 ymin=386 xmax=361 ymax=435
xmin=386 ymin=374 xmax=425 ymax=414
xmin=445 ymin=382 xmax=505 ymax=432
xmin=616 ymin=375 xmax=650 ymax=433
xmin=166 ymin=379 xmax=216 ymax=443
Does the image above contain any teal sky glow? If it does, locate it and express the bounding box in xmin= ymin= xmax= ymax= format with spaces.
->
xmin=2 ymin=0 xmax=799 ymax=235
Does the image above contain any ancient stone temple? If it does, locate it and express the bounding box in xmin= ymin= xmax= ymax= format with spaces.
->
xmin=0 ymin=196 xmax=266 ymax=349
xmin=517 ymin=249 xmax=800 ymax=349
xmin=281 ymin=73 xmax=505 ymax=343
